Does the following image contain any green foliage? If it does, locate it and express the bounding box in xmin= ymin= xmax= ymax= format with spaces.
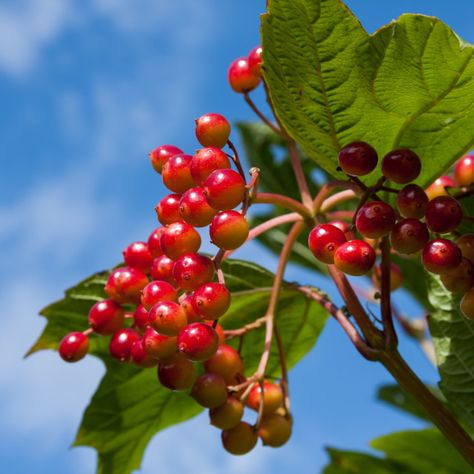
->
xmin=262 ymin=0 xmax=474 ymax=186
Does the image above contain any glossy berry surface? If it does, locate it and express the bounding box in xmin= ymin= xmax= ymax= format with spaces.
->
xmin=147 ymin=227 xmax=164 ymax=258
xmin=204 ymin=169 xmax=246 ymax=210
xmin=173 ymin=253 xmax=215 ymax=291
xmin=158 ymin=353 xmax=196 ymax=391
xmin=247 ymin=381 xmax=283 ymax=415
xmin=461 ymin=288 xmax=474 ymax=320
xmin=141 ymin=280 xmax=178 ymax=310
xmin=59 ymin=332 xmax=89 ymax=362
xmin=191 ymin=147 xmax=231 ymax=185
xmin=156 ymin=194 xmax=182 ymax=226
xmin=150 ymin=255 xmax=175 ymax=284
xmin=381 ymin=148 xmax=421 ymax=184
xmin=333 ymin=240 xmax=376 ymax=276
xmin=130 ymin=340 xmax=157 ymax=368
xmin=248 ymin=45 xmax=263 ymax=77
xmin=133 ymin=304 xmax=149 ymax=330
xmin=177 ymin=322 xmax=219 ymax=361
xmin=191 ymin=372 xmax=228 ymax=408
xmin=396 ymin=184 xmax=428 ymax=219
xmin=390 ymin=219 xmax=429 ymax=255
xmin=372 ymin=263 xmax=403 ymax=292
xmin=228 ymin=57 xmax=261 ymax=93
xmin=457 ymin=234 xmax=474 ymax=263
xmin=258 ymin=414 xmax=292 ymax=447
xmin=425 ymin=175 xmax=456 ymax=200
xmin=162 ymin=154 xmax=195 ymax=193
xmin=148 ymin=301 xmax=188 ymax=336
xmin=329 ymin=220 xmax=350 ymax=234
xmin=149 ymin=144 xmax=183 ymax=174
xmin=193 ymin=283 xmax=231 ymax=320
xmin=210 ymin=396 xmax=244 ymax=430
xmin=308 ymin=224 xmax=346 ymax=264
xmin=210 ymin=210 xmax=249 ymax=250
xmin=180 ymin=293 xmax=204 ymax=323
xmin=425 ymin=196 xmax=462 ymax=233
xmin=440 ymin=258 xmax=474 ymax=294
xmin=179 ymin=187 xmax=216 ymax=227
xmin=338 ymin=142 xmax=378 ymax=176
xmin=454 ymin=155 xmax=474 ymax=187
xmin=355 ymin=201 xmax=396 ymax=239
xmin=160 ymin=222 xmax=201 ymax=260
xmin=221 ymin=422 xmax=258 ymax=455
xmin=422 ymin=239 xmax=462 ymax=274
xmin=142 ymin=327 xmax=177 ymax=361
xmin=195 ymin=113 xmax=231 ymax=149
xmin=109 ymin=329 xmax=140 ymax=362
xmin=122 ymin=241 xmax=154 ymax=273
xmin=204 ymin=344 xmax=244 ymax=385
xmin=88 ymin=299 xmax=125 ymax=335
xmin=105 ymin=266 xmax=149 ymax=304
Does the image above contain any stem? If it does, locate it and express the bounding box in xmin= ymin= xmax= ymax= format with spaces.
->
xmin=252 ymin=192 xmax=313 ymax=218
xmin=243 ymin=92 xmax=283 ymax=136
xmin=319 ymin=190 xmax=357 ymax=214
xmin=380 ymin=236 xmax=397 ymax=349
xmin=287 ymin=140 xmax=314 ymax=212
xmin=212 ymin=249 xmax=226 ymax=285
xmin=227 ymin=140 xmax=247 ymax=182
xmin=224 ymin=316 xmax=267 ymax=339
xmin=274 ymin=324 xmax=291 ymax=415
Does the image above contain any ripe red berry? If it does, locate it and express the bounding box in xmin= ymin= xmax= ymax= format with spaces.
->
xmin=177 ymin=322 xmax=219 ymax=361
xmin=148 ymin=301 xmax=188 ymax=336
xmin=247 ymin=381 xmax=283 ymax=415
xmin=355 ymin=201 xmax=396 ymax=239
xmin=147 ymin=227 xmax=164 ymax=258
xmin=191 ymin=147 xmax=231 ymax=185
xmin=191 ymin=372 xmax=228 ymax=408
xmin=150 ymin=255 xmax=176 ymax=284
xmin=329 ymin=220 xmax=350 ymax=234
xmin=457 ymin=234 xmax=474 ymax=263
xmin=228 ymin=57 xmax=261 ymax=93
xmin=460 ymin=288 xmax=474 ymax=320
xmin=390 ymin=219 xmax=429 ymax=255
xmin=195 ymin=113 xmax=231 ymax=149
xmin=158 ymin=353 xmax=197 ymax=391
xmin=210 ymin=210 xmax=249 ymax=250
xmin=396 ymin=184 xmax=428 ymax=219
xmin=454 ymin=155 xmax=474 ymax=187
xmin=221 ymin=422 xmax=258 ymax=455
xmin=59 ymin=332 xmax=89 ymax=362
xmin=130 ymin=339 xmax=158 ymax=368
xmin=333 ymin=240 xmax=376 ymax=276
xmin=192 ymin=283 xmax=231 ymax=320
xmin=162 ymin=154 xmax=195 ymax=193
xmin=372 ymin=263 xmax=403 ymax=292
xmin=180 ymin=293 xmax=204 ymax=323
xmin=109 ymin=329 xmax=140 ymax=362
xmin=142 ymin=327 xmax=177 ymax=360
xmin=308 ymin=224 xmax=347 ymax=264
xmin=425 ymin=175 xmax=456 ymax=200
xmin=248 ymin=46 xmax=263 ymax=77
xmin=88 ymin=299 xmax=125 ymax=335
xmin=338 ymin=142 xmax=378 ymax=176
xmin=204 ymin=344 xmax=244 ymax=385
xmin=204 ymin=169 xmax=246 ymax=210
xmin=122 ymin=241 xmax=154 ymax=273
xmin=258 ymin=414 xmax=292 ymax=447
xmin=149 ymin=144 xmax=183 ymax=174
xmin=179 ymin=187 xmax=216 ymax=227
xmin=156 ymin=194 xmax=182 ymax=226
xmin=422 ymin=239 xmax=462 ymax=274
xmin=160 ymin=222 xmax=201 ymax=260
xmin=133 ymin=304 xmax=149 ymax=330
xmin=440 ymin=258 xmax=474 ymax=294
xmin=210 ymin=396 xmax=244 ymax=430
xmin=425 ymin=196 xmax=463 ymax=233
xmin=382 ymin=149 xmax=421 ymax=184
xmin=105 ymin=266 xmax=149 ymax=304
xmin=141 ymin=280 xmax=178 ymax=310
xmin=173 ymin=253 xmax=215 ymax=291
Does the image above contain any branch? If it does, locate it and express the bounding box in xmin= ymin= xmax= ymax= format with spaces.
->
xmin=380 ymin=236 xmax=397 ymax=349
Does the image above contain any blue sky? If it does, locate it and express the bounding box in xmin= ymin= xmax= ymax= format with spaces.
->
xmin=2 ymin=1 xmax=474 ymax=473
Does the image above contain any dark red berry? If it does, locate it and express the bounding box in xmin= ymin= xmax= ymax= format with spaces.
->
xmin=180 ymin=293 xmax=204 ymax=323
xmin=454 ymin=155 xmax=474 ymax=187
xmin=149 ymin=145 xmax=183 ymax=174
xmin=338 ymin=142 xmax=378 ymax=176
xmin=355 ymin=201 xmax=396 ymax=239
xmin=158 ymin=353 xmax=197 ymax=391
xmin=308 ymin=224 xmax=347 ymax=264
xmin=150 ymin=255 xmax=176 ymax=284
xmin=141 ymin=280 xmax=178 ymax=310
xmin=130 ymin=339 xmax=158 ymax=368
xmin=248 ymin=46 xmax=263 ymax=77
xmin=59 ymin=332 xmax=89 ymax=362
xmin=191 ymin=372 xmax=228 ymax=408
xmin=191 ymin=147 xmax=231 ymax=185
xmin=160 ymin=222 xmax=201 ymax=260
xmin=258 ymin=414 xmax=292 ymax=447
xmin=109 ymin=329 xmax=140 ymax=362
xmin=88 ymin=299 xmax=125 ymax=335
xmin=461 ymin=288 xmax=474 ymax=320
xmin=156 ymin=194 xmax=182 ymax=226
xmin=204 ymin=344 xmax=244 ymax=385
xmin=228 ymin=57 xmax=261 ymax=93
xmin=148 ymin=301 xmax=188 ymax=336
xmin=333 ymin=240 xmax=376 ymax=276
xmin=221 ymin=422 xmax=258 ymax=455
xmin=396 ymin=184 xmax=428 ymax=219
xmin=210 ymin=396 xmax=244 ymax=430
xmin=422 ymin=239 xmax=462 ymax=274
xmin=425 ymin=175 xmax=456 ymax=200
xmin=192 ymin=283 xmax=231 ymax=320
xmin=210 ymin=210 xmax=249 ymax=250
xmin=162 ymin=154 xmax=195 ymax=193
xmin=133 ymin=304 xmax=149 ymax=330
xmin=105 ymin=266 xmax=149 ymax=304
xmin=382 ymin=149 xmax=421 ymax=184
xmin=195 ymin=113 xmax=231 ymax=149
xmin=440 ymin=258 xmax=474 ymax=294
xmin=179 ymin=187 xmax=216 ymax=227
xmin=329 ymin=220 xmax=350 ymax=234
xmin=425 ymin=196 xmax=463 ymax=233
xmin=147 ymin=227 xmax=164 ymax=258
xmin=142 ymin=327 xmax=177 ymax=360
xmin=172 ymin=253 xmax=215 ymax=291
xmin=457 ymin=234 xmax=474 ymax=263
xmin=204 ymin=169 xmax=246 ymax=210
xmin=177 ymin=322 xmax=219 ymax=361
xmin=390 ymin=219 xmax=429 ymax=255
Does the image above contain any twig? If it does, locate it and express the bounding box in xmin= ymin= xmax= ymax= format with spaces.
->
xmin=224 ymin=316 xmax=268 ymax=339
xmin=243 ymin=92 xmax=283 ymax=136
xmin=252 ymin=192 xmax=313 ymax=218
xmin=287 ymin=140 xmax=314 ymax=212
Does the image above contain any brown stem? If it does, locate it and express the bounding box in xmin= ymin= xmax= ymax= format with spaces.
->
xmin=287 ymin=140 xmax=314 ymax=212
xmin=227 ymin=139 xmax=247 ymax=182
xmin=380 ymin=236 xmax=397 ymax=349
xmin=274 ymin=325 xmax=291 ymax=415
xmin=243 ymin=92 xmax=283 ymax=136
xmin=224 ymin=316 xmax=267 ymax=339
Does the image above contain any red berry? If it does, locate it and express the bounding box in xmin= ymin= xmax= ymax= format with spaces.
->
xmin=156 ymin=194 xmax=182 ymax=226
xmin=142 ymin=327 xmax=177 ymax=360
xmin=105 ymin=266 xmax=149 ymax=304
xmin=59 ymin=332 xmax=89 ymax=362
xmin=88 ymin=299 xmax=125 ymax=335
xmin=440 ymin=258 xmax=474 ymax=294
xmin=180 ymin=293 xmax=204 ymax=323
xmin=160 ymin=222 xmax=201 ymax=260
xmin=179 ymin=187 xmax=217 ymax=227
xmin=333 ymin=240 xmax=376 ymax=276
xmin=425 ymin=196 xmax=463 ymax=233
xmin=141 ymin=280 xmax=178 ymax=310
xmin=149 ymin=145 xmax=183 ymax=174
xmin=133 ymin=304 xmax=149 ymax=330
xmin=221 ymin=422 xmax=258 ymax=455
xmin=425 ymin=175 xmax=456 ymax=200
xmin=191 ymin=147 xmax=231 ymax=185
xmin=371 ymin=263 xmax=403 ymax=291
xmin=191 ymin=372 xmax=228 ymax=408
xmin=148 ymin=301 xmax=188 ymax=336
xmin=204 ymin=344 xmax=244 ymax=385
xmin=247 ymin=381 xmax=283 ymax=415
xmin=329 ymin=220 xmax=350 ymax=234
xmin=150 ymin=255 xmax=176 ymax=284
xmin=109 ymin=329 xmax=140 ymax=362
xmin=396 ymin=184 xmax=428 ymax=219
xmin=308 ymin=224 xmax=347 ymax=264
xmin=177 ymin=322 xmax=219 ymax=361
xmin=147 ymin=227 xmax=164 ymax=258
xmin=158 ymin=353 xmax=196 ymax=391
xmin=382 ymin=149 xmax=421 ymax=184
xmin=173 ymin=253 xmax=215 ymax=291
xmin=204 ymin=169 xmax=246 ymax=210
xmin=454 ymin=155 xmax=474 ymax=187
xmin=122 ymin=241 xmax=154 ymax=274
xmin=130 ymin=339 xmax=158 ymax=368
xmin=460 ymin=288 xmax=474 ymax=320
xmin=248 ymin=46 xmax=263 ymax=77
xmin=422 ymin=239 xmax=462 ymax=274
xmin=355 ymin=201 xmax=396 ymax=239
xmin=210 ymin=396 xmax=244 ymax=430
xmin=192 ymin=283 xmax=231 ymax=320
xmin=390 ymin=219 xmax=429 ymax=255
xmin=228 ymin=57 xmax=261 ymax=93
xmin=338 ymin=142 xmax=378 ymax=176
xmin=210 ymin=210 xmax=249 ymax=250
xmin=162 ymin=154 xmax=195 ymax=193
xmin=258 ymin=414 xmax=292 ymax=447
xmin=195 ymin=113 xmax=231 ymax=149
xmin=457 ymin=234 xmax=474 ymax=263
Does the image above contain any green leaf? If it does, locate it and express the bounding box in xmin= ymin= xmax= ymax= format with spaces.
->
xmin=262 ymin=0 xmax=474 ymax=186
xmin=427 ymin=273 xmax=474 ymax=428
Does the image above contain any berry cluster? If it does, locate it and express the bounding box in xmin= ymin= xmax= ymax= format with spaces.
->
xmin=308 ymin=143 xmax=474 ymax=318
xmin=228 ymin=46 xmax=263 ymax=94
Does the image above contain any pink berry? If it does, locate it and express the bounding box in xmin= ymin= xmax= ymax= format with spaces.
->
xmin=355 ymin=201 xmax=396 ymax=239
xmin=248 ymin=46 xmax=263 ymax=77
xmin=210 ymin=210 xmax=249 ymax=250
xmin=308 ymin=224 xmax=347 ymax=264
xmin=133 ymin=304 xmax=149 ymax=330
xmin=130 ymin=339 xmax=158 ymax=368
xmin=142 ymin=327 xmax=177 ymax=360
xmin=148 ymin=301 xmax=188 ymax=336
xmin=105 ymin=266 xmax=149 ymax=304
xmin=147 ymin=227 xmax=164 ymax=258
xmin=192 ymin=283 xmax=231 ymax=320
xmin=179 ymin=187 xmax=217 ymax=227
xmin=141 ymin=280 xmax=178 ymax=311
xmin=333 ymin=240 xmax=376 ymax=276
xmin=150 ymin=255 xmax=176 ymax=284
xmin=160 ymin=222 xmax=201 ymax=260
xmin=422 ymin=239 xmax=462 ymax=274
